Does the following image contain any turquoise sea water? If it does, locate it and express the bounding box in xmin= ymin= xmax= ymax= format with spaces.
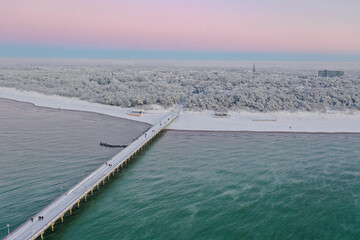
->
xmin=1 ymin=99 xmax=360 ymax=239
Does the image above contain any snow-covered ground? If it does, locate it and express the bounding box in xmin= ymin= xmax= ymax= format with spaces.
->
xmin=170 ymin=110 xmax=360 ymax=133
xmin=1 ymin=87 xmax=360 ymax=133
xmin=0 ymin=87 xmax=168 ymax=125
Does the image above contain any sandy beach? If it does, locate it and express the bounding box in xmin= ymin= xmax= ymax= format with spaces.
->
xmin=1 ymin=86 xmax=360 ymax=133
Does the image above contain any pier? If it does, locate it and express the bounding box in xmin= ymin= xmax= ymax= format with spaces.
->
xmin=4 ymin=108 xmax=180 ymax=240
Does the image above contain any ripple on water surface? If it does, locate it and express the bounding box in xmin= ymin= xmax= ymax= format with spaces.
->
xmin=1 ymin=98 xmax=360 ymax=239
xmin=0 ymin=98 xmax=149 ymax=238
xmin=44 ymin=131 xmax=360 ymax=240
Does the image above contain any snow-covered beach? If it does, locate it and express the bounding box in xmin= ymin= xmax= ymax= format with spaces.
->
xmin=1 ymin=86 xmax=359 ymax=133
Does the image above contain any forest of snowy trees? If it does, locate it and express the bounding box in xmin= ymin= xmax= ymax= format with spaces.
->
xmin=0 ymin=63 xmax=359 ymax=112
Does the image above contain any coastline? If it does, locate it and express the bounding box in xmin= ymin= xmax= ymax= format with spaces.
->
xmin=0 ymin=87 xmax=168 ymax=125
xmin=1 ymin=86 xmax=360 ymax=133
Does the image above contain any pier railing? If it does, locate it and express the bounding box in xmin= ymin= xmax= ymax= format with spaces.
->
xmin=4 ymin=108 xmax=180 ymax=240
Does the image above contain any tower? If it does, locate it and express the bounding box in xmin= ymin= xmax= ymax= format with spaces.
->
xmin=252 ymin=62 xmax=256 ymax=73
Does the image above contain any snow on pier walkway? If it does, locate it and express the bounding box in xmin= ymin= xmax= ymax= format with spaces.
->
xmin=4 ymin=108 xmax=180 ymax=240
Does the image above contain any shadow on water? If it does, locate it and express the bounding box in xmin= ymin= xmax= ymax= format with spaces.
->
xmin=30 ymin=131 xmax=360 ymax=240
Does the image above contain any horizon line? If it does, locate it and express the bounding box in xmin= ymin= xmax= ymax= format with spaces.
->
xmin=1 ymin=43 xmax=360 ymax=62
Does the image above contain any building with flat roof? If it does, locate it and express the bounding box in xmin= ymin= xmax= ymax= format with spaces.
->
xmin=318 ymin=70 xmax=344 ymax=77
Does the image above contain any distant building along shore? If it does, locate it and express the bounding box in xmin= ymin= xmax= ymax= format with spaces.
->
xmin=318 ymin=70 xmax=344 ymax=77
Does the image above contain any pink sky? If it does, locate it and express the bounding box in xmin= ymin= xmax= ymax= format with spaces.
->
xmin=1 ymin=0 xmax=359 ymax=53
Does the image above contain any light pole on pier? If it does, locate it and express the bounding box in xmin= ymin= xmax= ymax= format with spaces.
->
xmin=7 ymin=224 xmax=10 ymax=235
xmin=61 ymin=186 xmax=63 ymax=194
